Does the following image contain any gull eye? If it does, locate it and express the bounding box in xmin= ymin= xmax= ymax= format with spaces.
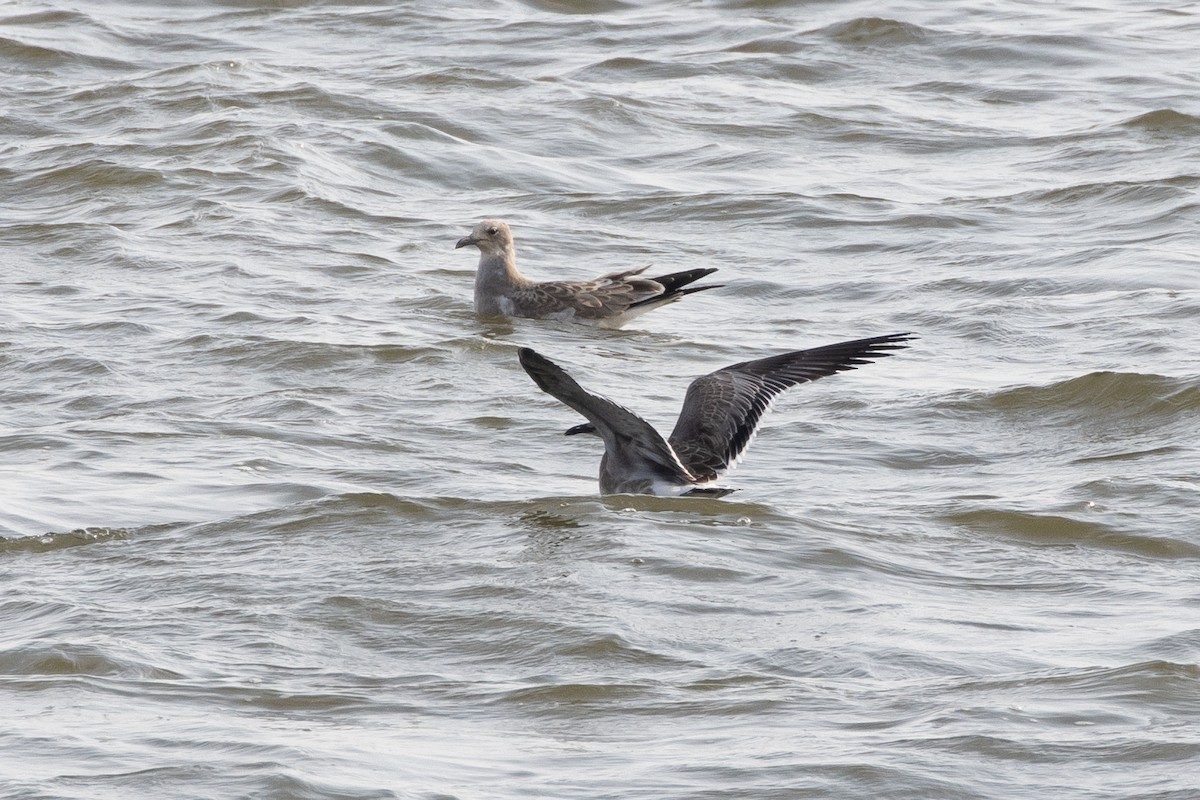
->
xmin=486 ymin=227 xmax=498 ymax=236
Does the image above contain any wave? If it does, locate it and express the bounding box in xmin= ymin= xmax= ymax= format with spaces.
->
xmin=0 ymin=526 xmax=131 ymax=555
xmin=1119 ymin=108 xmax=1200 ymax=134
xmin=943 ymin=508 xmax=1200 ymax=558
xmin=0 ymin=642 xmax=182 ymax=680
xmin=817 ymin=18 xmax=934 ymax=47
xmin=0 ymin=34 xmax=132 ymax=71
xmin=1026 ymin=176 xmax=1199 ymax=209
xmin=517 ymin=0 xmax=636 ymax=14
xmin=984 ymin=371 xmax=1200 ymax=419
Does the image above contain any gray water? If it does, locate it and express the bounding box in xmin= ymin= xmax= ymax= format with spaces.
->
xmin=3 ymin=1 xmax=1200 ymax=798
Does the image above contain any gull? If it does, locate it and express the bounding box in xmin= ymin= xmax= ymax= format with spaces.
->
xmin=456 ymin=219 xmax=721 ymax=328
xmin=517 ymin=333 xmax=914 ymax=497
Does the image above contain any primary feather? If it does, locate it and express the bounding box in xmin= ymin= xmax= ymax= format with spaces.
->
xmin=517 ymin=333 xmax=915 ymax=497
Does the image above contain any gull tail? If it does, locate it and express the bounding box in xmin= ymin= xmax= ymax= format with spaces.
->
xmin=630 ymin=267 xmax=723 ymax=310
xmin=682 ymin=486 xmax=737 ymax=498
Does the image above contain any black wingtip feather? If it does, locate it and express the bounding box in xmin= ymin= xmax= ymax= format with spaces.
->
xmin=517 ymin=347 xmax=567 ymax=396
xmin=720 ymin=332 xmax=916 ymax=380
xmin=683 ymin=486 xmax=738 ymax=498
xmin=649 ymin=267 xmax=719 ymax=292
xmin=626 ymin=267 xmax=723 ymax=309
xmin=517 ymin=346 xmax=542 ymax=370
xmin=629 ymin=282 xmax=725 ymax=309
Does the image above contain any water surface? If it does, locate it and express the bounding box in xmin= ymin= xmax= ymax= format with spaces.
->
xmin=2 ymin=1 xmax=1199 ymax=798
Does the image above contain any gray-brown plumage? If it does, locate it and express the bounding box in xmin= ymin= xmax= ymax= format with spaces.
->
xmin=456 ymin=219 xmax=721 ymax=328
xmin=518 ymin=333 xmax=915 ymax=497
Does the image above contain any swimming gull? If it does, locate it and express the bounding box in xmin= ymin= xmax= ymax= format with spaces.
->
xmin=456 ymin=219 xmax=721 ymax=328
xmin=517 ymin=333 xmax=915 ymax=497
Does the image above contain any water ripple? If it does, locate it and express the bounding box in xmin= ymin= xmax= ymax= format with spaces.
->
xmin=3 ymin=1 xmax=1199 ymax=798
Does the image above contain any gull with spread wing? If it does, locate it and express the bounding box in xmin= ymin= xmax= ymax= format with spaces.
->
xmin=456 ymin=219 xmax=721 ymax=328
xmin=517 ymin=333 xmax=914 ymax=497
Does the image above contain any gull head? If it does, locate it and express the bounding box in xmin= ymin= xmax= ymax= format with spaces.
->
xmin=565 ymin=422 xmax=599 ymax=437
xmin=455 ymin=218 xmax=514 ymax=257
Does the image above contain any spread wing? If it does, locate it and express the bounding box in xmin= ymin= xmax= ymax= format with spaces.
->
xmin=668 ymin=333 xmax=915 ymax=482
xmin=517 ymin=348 xmax=693 ymax=483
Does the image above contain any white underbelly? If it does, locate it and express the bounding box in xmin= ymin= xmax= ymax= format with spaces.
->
xmin=648 ymin=479 xmax=696 ymax=497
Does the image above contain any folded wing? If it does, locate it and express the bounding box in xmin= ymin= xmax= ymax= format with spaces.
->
xmin=510 ymin=267 xmax=720 ymax=322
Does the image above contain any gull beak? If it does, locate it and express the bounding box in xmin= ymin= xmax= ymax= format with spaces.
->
xmin=455 ymin=235 xmax=479 ymax=249
xmin=565 ymin=422 xmax=597 ymax=436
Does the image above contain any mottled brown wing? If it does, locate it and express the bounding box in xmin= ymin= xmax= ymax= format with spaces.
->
xmin=516 ymin=271 xmax=665 ymax=320
xmin=668 ymin=333 xmax=915 ymax=482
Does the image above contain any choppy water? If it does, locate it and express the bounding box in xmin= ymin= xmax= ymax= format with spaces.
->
xmin=3 ymin=1 xmax=1199 ymax=798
